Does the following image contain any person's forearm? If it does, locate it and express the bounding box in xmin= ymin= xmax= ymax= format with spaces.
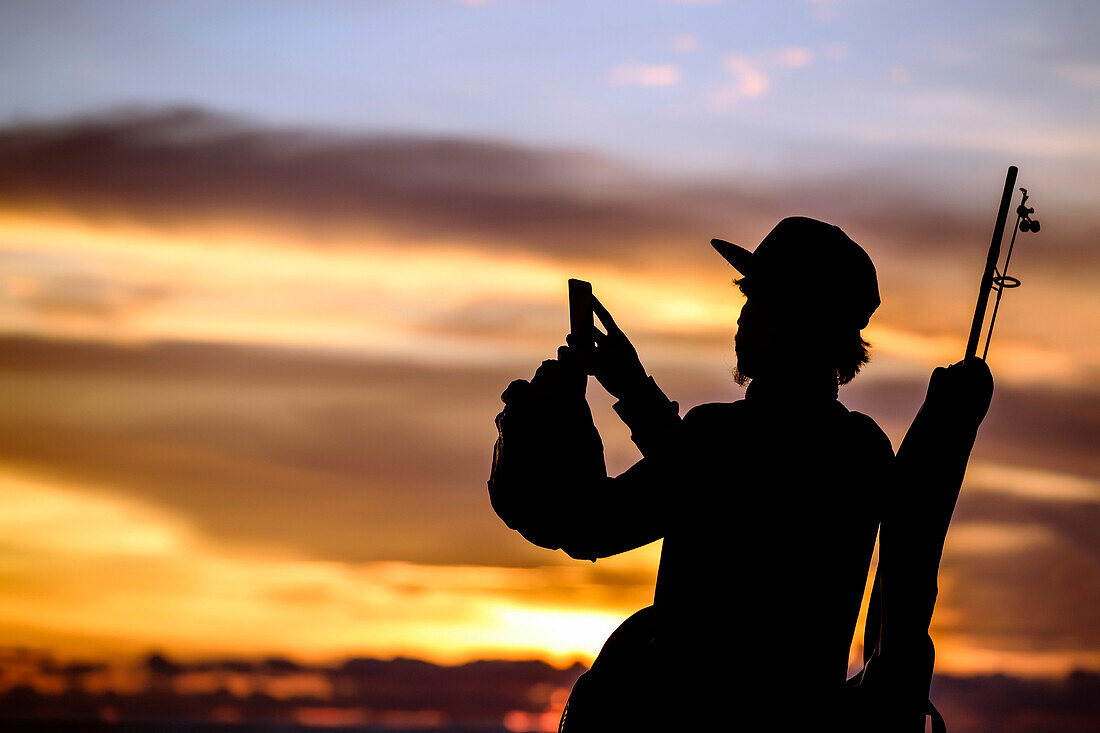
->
xmin=557 ymin=478 xmax=665 ymax=561
xmin=611 ymin=375 xmax=680 ymax=456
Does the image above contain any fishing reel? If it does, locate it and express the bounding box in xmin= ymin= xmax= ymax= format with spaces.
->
xmin=966 ymin=167 xmax=1042 ymax=361
xmin=1017 ymin=188 xmax=1040 ymax=233
xmin=992 ymin=187 xmax=1040 ymax=293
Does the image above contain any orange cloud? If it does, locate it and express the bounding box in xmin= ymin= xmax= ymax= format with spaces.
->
xmin=0 ymin=464 xmax=644 ymax=665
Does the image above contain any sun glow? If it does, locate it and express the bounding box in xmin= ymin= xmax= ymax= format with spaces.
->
xmin=0 ymin=463 xmax=638 ymax=665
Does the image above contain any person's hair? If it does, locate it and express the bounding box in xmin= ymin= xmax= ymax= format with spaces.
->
xmin=833 ymin=330 xmax=871 ymax=385
xmin=733 ymin=278 xmax=871 ymax=386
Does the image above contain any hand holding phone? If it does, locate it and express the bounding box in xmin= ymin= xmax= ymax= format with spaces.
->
xmin=568 ymin=279 xmax=594 ymax=361
xmin=566 ymin=281 xmax=647 ymax=400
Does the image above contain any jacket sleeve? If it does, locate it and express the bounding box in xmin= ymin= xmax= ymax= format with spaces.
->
xmin=554 ymin=457 xmax=673 ymax=560
xmin=488 ymin=364 xmax=689 ymax=561
xmin=610 ymin=376 xmax=682 ymax=457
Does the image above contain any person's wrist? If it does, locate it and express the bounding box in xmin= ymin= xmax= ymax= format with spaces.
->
xmin=615 ymin=372 xmax=652 ymax=402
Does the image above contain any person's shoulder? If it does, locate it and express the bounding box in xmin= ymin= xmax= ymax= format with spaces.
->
xmin=682 ymin=400 xmax=747 ymax=426
xmin=843 ymin=408 xmax=895 ymax=458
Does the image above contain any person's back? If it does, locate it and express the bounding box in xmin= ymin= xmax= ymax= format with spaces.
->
xmin=654 ymin=390 xmax=890 ymax=722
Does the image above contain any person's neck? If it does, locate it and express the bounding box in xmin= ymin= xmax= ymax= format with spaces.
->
xmin=744 ymin=368 xmax=839 ymax=404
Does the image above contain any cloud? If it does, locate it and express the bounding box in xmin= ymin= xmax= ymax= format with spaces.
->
xmin=0 ymin=464 xmax=643 ymax=663
xmin=2 ymin=108 xmax=1095 ymax=272
xmin=844 ymin=379 xmax=1100 ymax=480
xmin=945 ymin=521 xmax=1060 ymax=556
xmin=0 ymin=331 xmax=1098 ymax=672
xmin=1 ymin=109 xmax=1097 ymax=386
xmin=708 ymin=53 xmax=770 ymax=110
xmin=0 ymin=109 xmax=1098 ymax=673
xmin=722 ymin=52 xmax=770 ymax=92
xmin=935 ymin=539 xmax=1100 ymax=665
xmin=669 ymin=33 xmax=700 ymax=54
xmin=708 ymin=46 xmax=814 ymax=110
xmin=0 ymin=335 xmax=538 ymax=568
xmin=1 ymin=109 xmax=1097 ymax=395
xmin=803 ymin=0 xmax=838 ymax=22
xmin=0 ymin=108 xmax=694 ymax=258
xmin=765 ymin=46 xmax=814 ymax=68
xmin=4 ymin=272 xmax=167 ymax=321
xmin=967 ymin=462 xmax=1100 ymax=503
xmin=607 ymin=63 xmax=681 ymax=88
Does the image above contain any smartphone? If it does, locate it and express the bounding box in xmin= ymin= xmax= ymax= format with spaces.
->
xmin=568 ymin=278 xmax=593 ymax=359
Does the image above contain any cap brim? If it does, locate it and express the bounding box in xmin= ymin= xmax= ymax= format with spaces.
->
xmin=710 ymin=238 xmax=753 ymax=275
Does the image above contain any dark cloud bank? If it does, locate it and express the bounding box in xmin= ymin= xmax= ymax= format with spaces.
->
xmin=1 ymin=107 xmax=1095 ymax=274
xmin=1 ymin=651 xmax=1097 ymax=733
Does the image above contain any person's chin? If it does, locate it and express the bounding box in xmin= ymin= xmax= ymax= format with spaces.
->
xmin=732 ymin=356 xmax=753 ymax=386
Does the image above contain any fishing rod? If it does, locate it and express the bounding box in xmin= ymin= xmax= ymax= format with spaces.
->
xmin=965 ymin=166 xmax=1041 ymax=360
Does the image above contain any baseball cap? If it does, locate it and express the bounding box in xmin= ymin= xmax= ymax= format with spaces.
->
xmin=711 ymin=216 xmax=880 ymax=329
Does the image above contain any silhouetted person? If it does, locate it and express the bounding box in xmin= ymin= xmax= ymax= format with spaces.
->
xmin=489 ymin=217 xmax=993 ymax=732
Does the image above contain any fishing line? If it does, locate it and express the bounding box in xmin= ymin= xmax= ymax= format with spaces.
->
xmin=982 ymin=188 xmax=1039 ymax=360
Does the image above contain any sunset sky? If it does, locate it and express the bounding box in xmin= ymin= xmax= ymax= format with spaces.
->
xmin=0 ymin=0 xmax=1097 ymax=679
